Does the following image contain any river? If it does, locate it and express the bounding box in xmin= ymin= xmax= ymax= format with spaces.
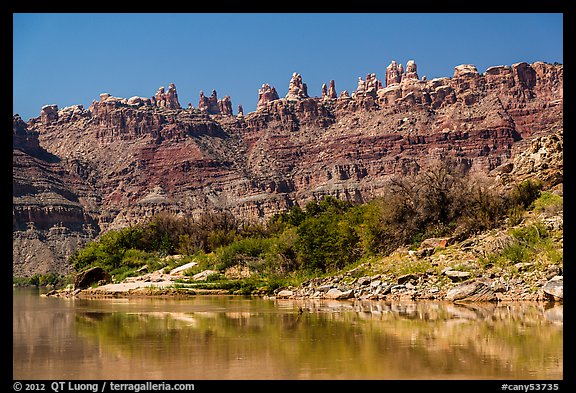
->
xmin=13 ymin=287 xmax=563 ymax=380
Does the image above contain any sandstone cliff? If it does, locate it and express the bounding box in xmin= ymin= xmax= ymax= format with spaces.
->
xmin=13 ymin=60 xmax=563 ymax=275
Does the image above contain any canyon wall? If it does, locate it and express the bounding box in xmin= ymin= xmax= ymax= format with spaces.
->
xmin=13 ymin=60 xmax=563 ymax=275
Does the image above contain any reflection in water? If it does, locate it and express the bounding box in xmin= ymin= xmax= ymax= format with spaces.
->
xmin=13 ymin=288 xmax=562 ymax=380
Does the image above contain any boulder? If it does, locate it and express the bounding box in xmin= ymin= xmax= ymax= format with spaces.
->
xmin=325 ymin=288 xmax=353 ymax=299
xmin=542 ymin=276 xmax=563 ymax=300
xmin=397 ymin=273 xmax=418 ymax=284
xmin=170 ymin=261 xmax=198 ymax=276
xmin=444 ymin=270 xmax=472 ymax=282
xmin=316 ymin=284 xmax=333 ymax=292
xmin=276 ymin=289 xmax=294 ymax=298
xmin=420 ymin=237 xmax=450 ymax=249
xmin=74 ymin=267 xmax=111 ymax=289
xmin=192 ymin=269 xmax=219 ymax=281
xmin=445 ymin=280 xmax=496 ymax=302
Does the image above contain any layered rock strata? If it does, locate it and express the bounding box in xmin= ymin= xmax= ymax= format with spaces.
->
xmin=13 ymin=60 xmax=563 ymax=275
xmin=13 ymin=115 xmax=100 ymax=276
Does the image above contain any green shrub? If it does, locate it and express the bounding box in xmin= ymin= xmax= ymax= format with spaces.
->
xmin=509 ymin=179 xmax=542 ymax=210
xmin=500 ymin=241 xmax=530 ymax=264
xmin=215 ymin=237 xmax=273 ymax=270
xmin=69 ymin=226 xmax=142 ymax=272
xmin=66 ymin=172 xmax=560 ymax=289
xmin=271 ymin=205 xmax=307 ymax=229
xmin=261 ymin=228 xmax=299 ymax=274
xmin=295 ymin=209 xmax=360 ymax=273
xmin=23 ymin=273 xmax=68 ymax=287
xmin=510 ymin=222 xmax=548 ymax=245
xmin=507 ymin=205 xmax=526 ymax=226
xmin=121 ymin=249 xmax=154 ymax=269
xmin=482 ymin=220 xmax=560 ymax=270
xmin=532 ymin=191 xmax=563 ymax=214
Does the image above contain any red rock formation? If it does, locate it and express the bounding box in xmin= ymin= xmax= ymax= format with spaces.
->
xmin=40 ymin=104 xmax=58 ymax=125
xmin=199 ymin=90 xmax=221 ymax=114
xmin=354 ymin=74 xmax=382 ymax=99
xmin=208 ymin=90 xmax=219 ymax=114
xmin=13 ymin=115 xmax=43 ymax=156
xmin=198 ymin=90 xmax=209 ymax=112
xmin=328 ymin=80 xmax=337 ymax=99
xmin=153 ymin=83 xmax=181 ymax=109
xmin=321 ymin=81 xmax=338 ymax=101
xmin=354 ymin=77 xmax=366 ymax=96
xmin=285 ymin=72 xmax=309 ymax=100
xmin=366 ymin=73 xmax=382 ymax=96
xmin=256 ymin=83 xmax=279 ymax=111
xmin=404 ymin=60 xmax=419 ymax=80
xmin=386 ymin=61 xmax=402 ymax=86
xmin=128 ymin=96 xmax=152 ymax=107
xmin=13 ymin=117 xmax=100 ymax=276
xmin=218 ymin=96 xmax=233 ymax=115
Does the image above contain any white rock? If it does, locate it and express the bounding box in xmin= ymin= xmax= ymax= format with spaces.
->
xmin=169 ymin=261 xmax=198 ymax=276
xmin=276 ymin=290 xmax=294 ymax=298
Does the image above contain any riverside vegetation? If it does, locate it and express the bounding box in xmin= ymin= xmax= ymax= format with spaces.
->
xmin=24 ymin=161 xmax=563 ymax=302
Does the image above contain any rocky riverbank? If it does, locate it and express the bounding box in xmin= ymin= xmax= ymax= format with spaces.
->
xmin=273 ymin=208 xmax=563 ymax=303
xmin=273 ymin=269 xmax=563 ymax=303
xmin=45 ymin=265 xmax=563 ymax=303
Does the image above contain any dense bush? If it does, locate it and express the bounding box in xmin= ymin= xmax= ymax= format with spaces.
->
xmin=215 ymin=237 xmax=274 ymax=270
xmin=68 ymin=161 xmax=552 ymax=281
xmin=24 ymin=272 xmax=67 ymax=287
xmin=510 ymin=179 xmax=542 ymax=209
xmin=69 ymin=226 xmax=143 ymax=272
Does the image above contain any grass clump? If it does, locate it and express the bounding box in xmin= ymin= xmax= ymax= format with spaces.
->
xmin=481 ymin=220 xmax=562 ymax=273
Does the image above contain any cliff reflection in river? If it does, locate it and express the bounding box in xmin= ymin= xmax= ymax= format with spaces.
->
xmin=13 ymin=289 xmax=562 ymax=380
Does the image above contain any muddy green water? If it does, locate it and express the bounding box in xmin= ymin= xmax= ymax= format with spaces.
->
xmin=13 ymin=287 xmax=562 ymax=380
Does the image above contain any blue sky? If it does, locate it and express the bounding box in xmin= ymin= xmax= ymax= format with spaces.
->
xmin=13 ymin=13 xmax=563 ymax=121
